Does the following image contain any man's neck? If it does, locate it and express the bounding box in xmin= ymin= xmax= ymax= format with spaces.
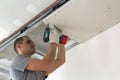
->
xmin=19 ymin=53 xmax=31 ymax=57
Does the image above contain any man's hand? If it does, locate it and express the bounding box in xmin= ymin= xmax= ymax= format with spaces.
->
xmin=49 ymin=24 xmax=68 ymax=45
xmin=49 ymin=25 xmax=60 ymax=44
xmin=59 ymin=34 xmax=68 ymax=45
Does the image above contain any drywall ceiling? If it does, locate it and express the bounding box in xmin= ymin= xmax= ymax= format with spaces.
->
xmin=43 ymin=0 xmax=120 ymax=43
xmin=0 ymin=0 xmax=57 ymax=41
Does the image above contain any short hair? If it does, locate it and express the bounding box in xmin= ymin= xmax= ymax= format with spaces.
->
xmin=14 ymin=36 xmax=29 ymax=54
xmin=14 ymin=36 xmax=23 ymax=54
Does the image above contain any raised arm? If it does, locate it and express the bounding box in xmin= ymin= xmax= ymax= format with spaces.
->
xmin=26 ymin=43 xmax=57 ymax=71
xmin=26 ymin=26 xmax=59 ymax=71
xmin=45 ymin=43 xmax=66 ymax=75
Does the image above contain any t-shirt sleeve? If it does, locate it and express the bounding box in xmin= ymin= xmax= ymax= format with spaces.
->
xmin=11 ymin=55 xmax=32 ymax=72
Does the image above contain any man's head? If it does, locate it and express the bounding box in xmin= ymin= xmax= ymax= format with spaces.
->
xmin=14 ymin=36 xmax=35 ymax=56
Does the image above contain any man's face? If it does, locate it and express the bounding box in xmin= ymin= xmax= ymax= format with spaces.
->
xmin=20 ymin=37 xmax=35 ymax=55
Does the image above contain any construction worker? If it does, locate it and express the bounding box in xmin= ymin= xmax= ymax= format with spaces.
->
xmin=10 ymin=27 xmax=68 ymax=80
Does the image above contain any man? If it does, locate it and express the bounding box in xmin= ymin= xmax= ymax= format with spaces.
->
xmin=10 ymin=27 xmax=68 ymax=80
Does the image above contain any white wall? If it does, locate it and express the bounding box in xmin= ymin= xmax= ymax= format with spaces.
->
xmin=46 ymin=23 xmax=120 ymax=80
xmin=0 ymin=72 xmax=9 ymax=80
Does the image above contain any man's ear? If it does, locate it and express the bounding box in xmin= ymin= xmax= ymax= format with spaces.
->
xmin=16 ymin=44 xmax=22 ymax=54
xmin=16 ymin=44 xmax=22 ymax=49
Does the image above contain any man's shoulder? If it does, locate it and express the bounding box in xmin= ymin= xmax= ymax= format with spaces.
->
xmin=11 ymin=55 xmax=23 ymax=62
xmin=12 ymin=55 xmax=30 ymax=61
xmin=11 ymin=55 xmax=31 ymax=67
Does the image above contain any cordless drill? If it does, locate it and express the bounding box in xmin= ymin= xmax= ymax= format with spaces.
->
xmin=43 ymin=24 xmax=68 ymax=45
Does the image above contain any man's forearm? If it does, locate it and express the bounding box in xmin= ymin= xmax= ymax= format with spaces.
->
xmin=57 ymin=44 xmax=65 ymax=62
xmin=43 ymin=44 xmax=57 ymax=66
xmin=44 ymin=44 xmax=66 ymax=75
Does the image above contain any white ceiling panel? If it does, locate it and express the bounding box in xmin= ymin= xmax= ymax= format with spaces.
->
xmin=0 ymin=0 xmax=57 ymax=41
xmin=43 ymin=0 xmax=120 ymax=43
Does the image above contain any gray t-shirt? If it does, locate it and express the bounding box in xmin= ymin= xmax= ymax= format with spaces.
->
xmin=10 ymin=55 xmax=46 ymax=80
